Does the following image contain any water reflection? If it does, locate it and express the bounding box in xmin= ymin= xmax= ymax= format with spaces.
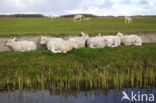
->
xmin=0 ymin=88 xmax=155 ymax=103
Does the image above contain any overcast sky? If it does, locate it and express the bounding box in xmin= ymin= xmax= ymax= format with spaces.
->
xmin=0 ymin=0 xmax=156 ymax=16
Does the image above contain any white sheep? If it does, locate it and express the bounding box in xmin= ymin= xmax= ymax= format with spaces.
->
xmin=116 ymin=32 xmax=142 ymax=46
xmin=40 ymin=36 xmax=63 ymax=45
xmin=40 ymin=36 xmax=75 ymax=53
xmin=87 ymin=34 xmax=106 ymax=48
xmin=48 ymin=15 xmax=54 ymax=21
xmin=73 ymin=15 xmax=84 ymax=22
xmin=68 ymin=32 xmax=89 ymax=49
xmin=102 ymin=36 xmax=121 ymax=48
xmin=125 ymin=16 xmax=132 ymax=24
xmin=6 ymin=38 xmax=37 ymax=52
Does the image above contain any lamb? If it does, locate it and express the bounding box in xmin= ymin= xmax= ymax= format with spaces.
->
xmin=73 ymin=15 xmax=84 ymax=22
xmin=67 ymin=32 xmax=89 ymax=49
xmin=6 ymin=38 xmax=37 ymax=52
xmin=40 ymin=36 xmax=75 ymax=53
xmin=87 ymin=34 xmax=106 ymax=48
xmin=116 ymin=32 xmax=142 ymax=46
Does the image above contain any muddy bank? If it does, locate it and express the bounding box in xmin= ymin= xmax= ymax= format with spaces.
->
xmin=0 ymin=33 xmax=156 ymax=52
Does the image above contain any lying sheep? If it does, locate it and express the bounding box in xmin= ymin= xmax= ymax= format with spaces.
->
xmin=103 ymin=36 xmax=121 ymax=48
xmin=116 ymin=32 xmax=142 ymax=46
xmin=87 ymin=34 xmax=106 ymax=48
xmin=40 ymin=36 xmax=75 ymax=53
xmin=68 ymin=32 xmax=89 ymax=49
xmin=6 ymin=38 xmax=37 ymax=52
xmin=87 ymin=34 xmax=121 ymax=48
xmin=40 ymin=36 xmax=63 ymax=45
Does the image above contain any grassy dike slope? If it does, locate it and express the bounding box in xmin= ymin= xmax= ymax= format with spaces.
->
xmin=0 ymin=17 xmax=156 ymax=36
xmin=0 ymin=44 xmax=155 ymax=90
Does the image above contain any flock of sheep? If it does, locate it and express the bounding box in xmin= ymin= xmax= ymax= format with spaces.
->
xmin=6 ymin=32 xmax=142 ymax=53
xmin=48 ymin=15 xmax=132 ymax=23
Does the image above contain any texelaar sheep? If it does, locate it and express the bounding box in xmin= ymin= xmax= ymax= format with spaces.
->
xmin=40 ymin=36 xmax=63 ymax=45
xmin=48 ymin=15 xmax=54 ymax=21
xmin=40 ymin=36 xmax=75 ymax=53
xmin=73 ymin=15 xmax=84 ymax=22
xmin=116 ymin=32 xmax=142 ymax=46
xmin=125 ymin=16 xmax=132 ymax=24
xmin=6 ymin=38 xmax=37 ymax=52
xmin=68 ymin=32 xmax=89 ymax=49
xmin=103 ymin=36 xmax=121 ymax=48
xmin=87 ymin=34 xmax=106 ymax=48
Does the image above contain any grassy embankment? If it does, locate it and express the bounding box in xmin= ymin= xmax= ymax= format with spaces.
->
xmin=0 ymin=44 xmax=155 ymax=91
xmin=0 ymin=17 xmax=156 ymax=91
xmin=0 ymin=17 xmax=156 ymax=36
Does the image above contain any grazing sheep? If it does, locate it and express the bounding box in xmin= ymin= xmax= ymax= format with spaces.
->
xmin=73 ymin=15 xmax=84 ymax=22
xmin=125 ymin=16 xmax=132 ymax=24
xmin=68 ymin=32 xmax=89 ymax=49
xmin=87 ymin=34 xmax=106 ymax=48
xmin=6 ymin=38 xmax=37 ymax=52
xmin=48 ymin=15 xmax=54 ymax=21
xmin=40 ymin=36 xmax=75 ymax=53
xmin=116 ymin=32 xmax=142 ymax=46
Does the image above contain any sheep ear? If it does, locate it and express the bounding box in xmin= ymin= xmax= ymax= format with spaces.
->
xmin=98 ymin=34 xmax=101 ymax=36
xmin=117 ymin=32 xmax=121 ymax=36
xmin=81 ymin=32 xmax=86 ymax=36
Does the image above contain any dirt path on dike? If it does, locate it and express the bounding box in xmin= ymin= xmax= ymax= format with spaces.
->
xmin=0 ymin=33 xmax=156 ymax=52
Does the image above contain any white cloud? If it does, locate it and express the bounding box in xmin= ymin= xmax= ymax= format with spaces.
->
xmin=0 ymin=0 xmax=156 ymax=16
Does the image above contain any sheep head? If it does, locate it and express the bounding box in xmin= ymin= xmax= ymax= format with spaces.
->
xmin=81 ymin=32 xmax=89 ymax=40
xmin=6 ymin=37 xmax=16 ymax=47
xmin=40 ymin=36 xmax=48 ymax=44
xmin=116 ymin=32 xmax=124 ymax=37
xmin=116 ymin=32 xmax=124 ymax=42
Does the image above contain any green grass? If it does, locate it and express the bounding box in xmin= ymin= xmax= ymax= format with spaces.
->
xmin=0 ymin=17 xmax=156 ymax=36
xmin=0 ymin=44 xmax=155 ymax=91
xmin=0 ymin=17 xmax=156 ymax=91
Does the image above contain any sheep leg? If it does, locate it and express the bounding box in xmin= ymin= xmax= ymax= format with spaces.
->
xmin=50 ymin=47 xmax=61 ymax=53
xmin=134 ymin=43 xmax=142 ymax=46
xmin=51 ymin=50 xmax=61 ymax=53
xmin=111 ymin=45 xmax=116 ymax=47
xmin=52 ymin=49 xmax=62 ymax=53
xmin=89 ymin=45 xmax=96 ymax=48
xmin=20 ymin=50 xmax=25 ymax=52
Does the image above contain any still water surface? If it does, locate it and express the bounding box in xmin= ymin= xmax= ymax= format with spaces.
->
xmin=0 ymin=88 xmax=155 ymax=103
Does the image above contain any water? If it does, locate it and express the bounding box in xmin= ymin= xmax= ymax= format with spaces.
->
xmin=0 ymin=88 xmax=155 ymax=103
